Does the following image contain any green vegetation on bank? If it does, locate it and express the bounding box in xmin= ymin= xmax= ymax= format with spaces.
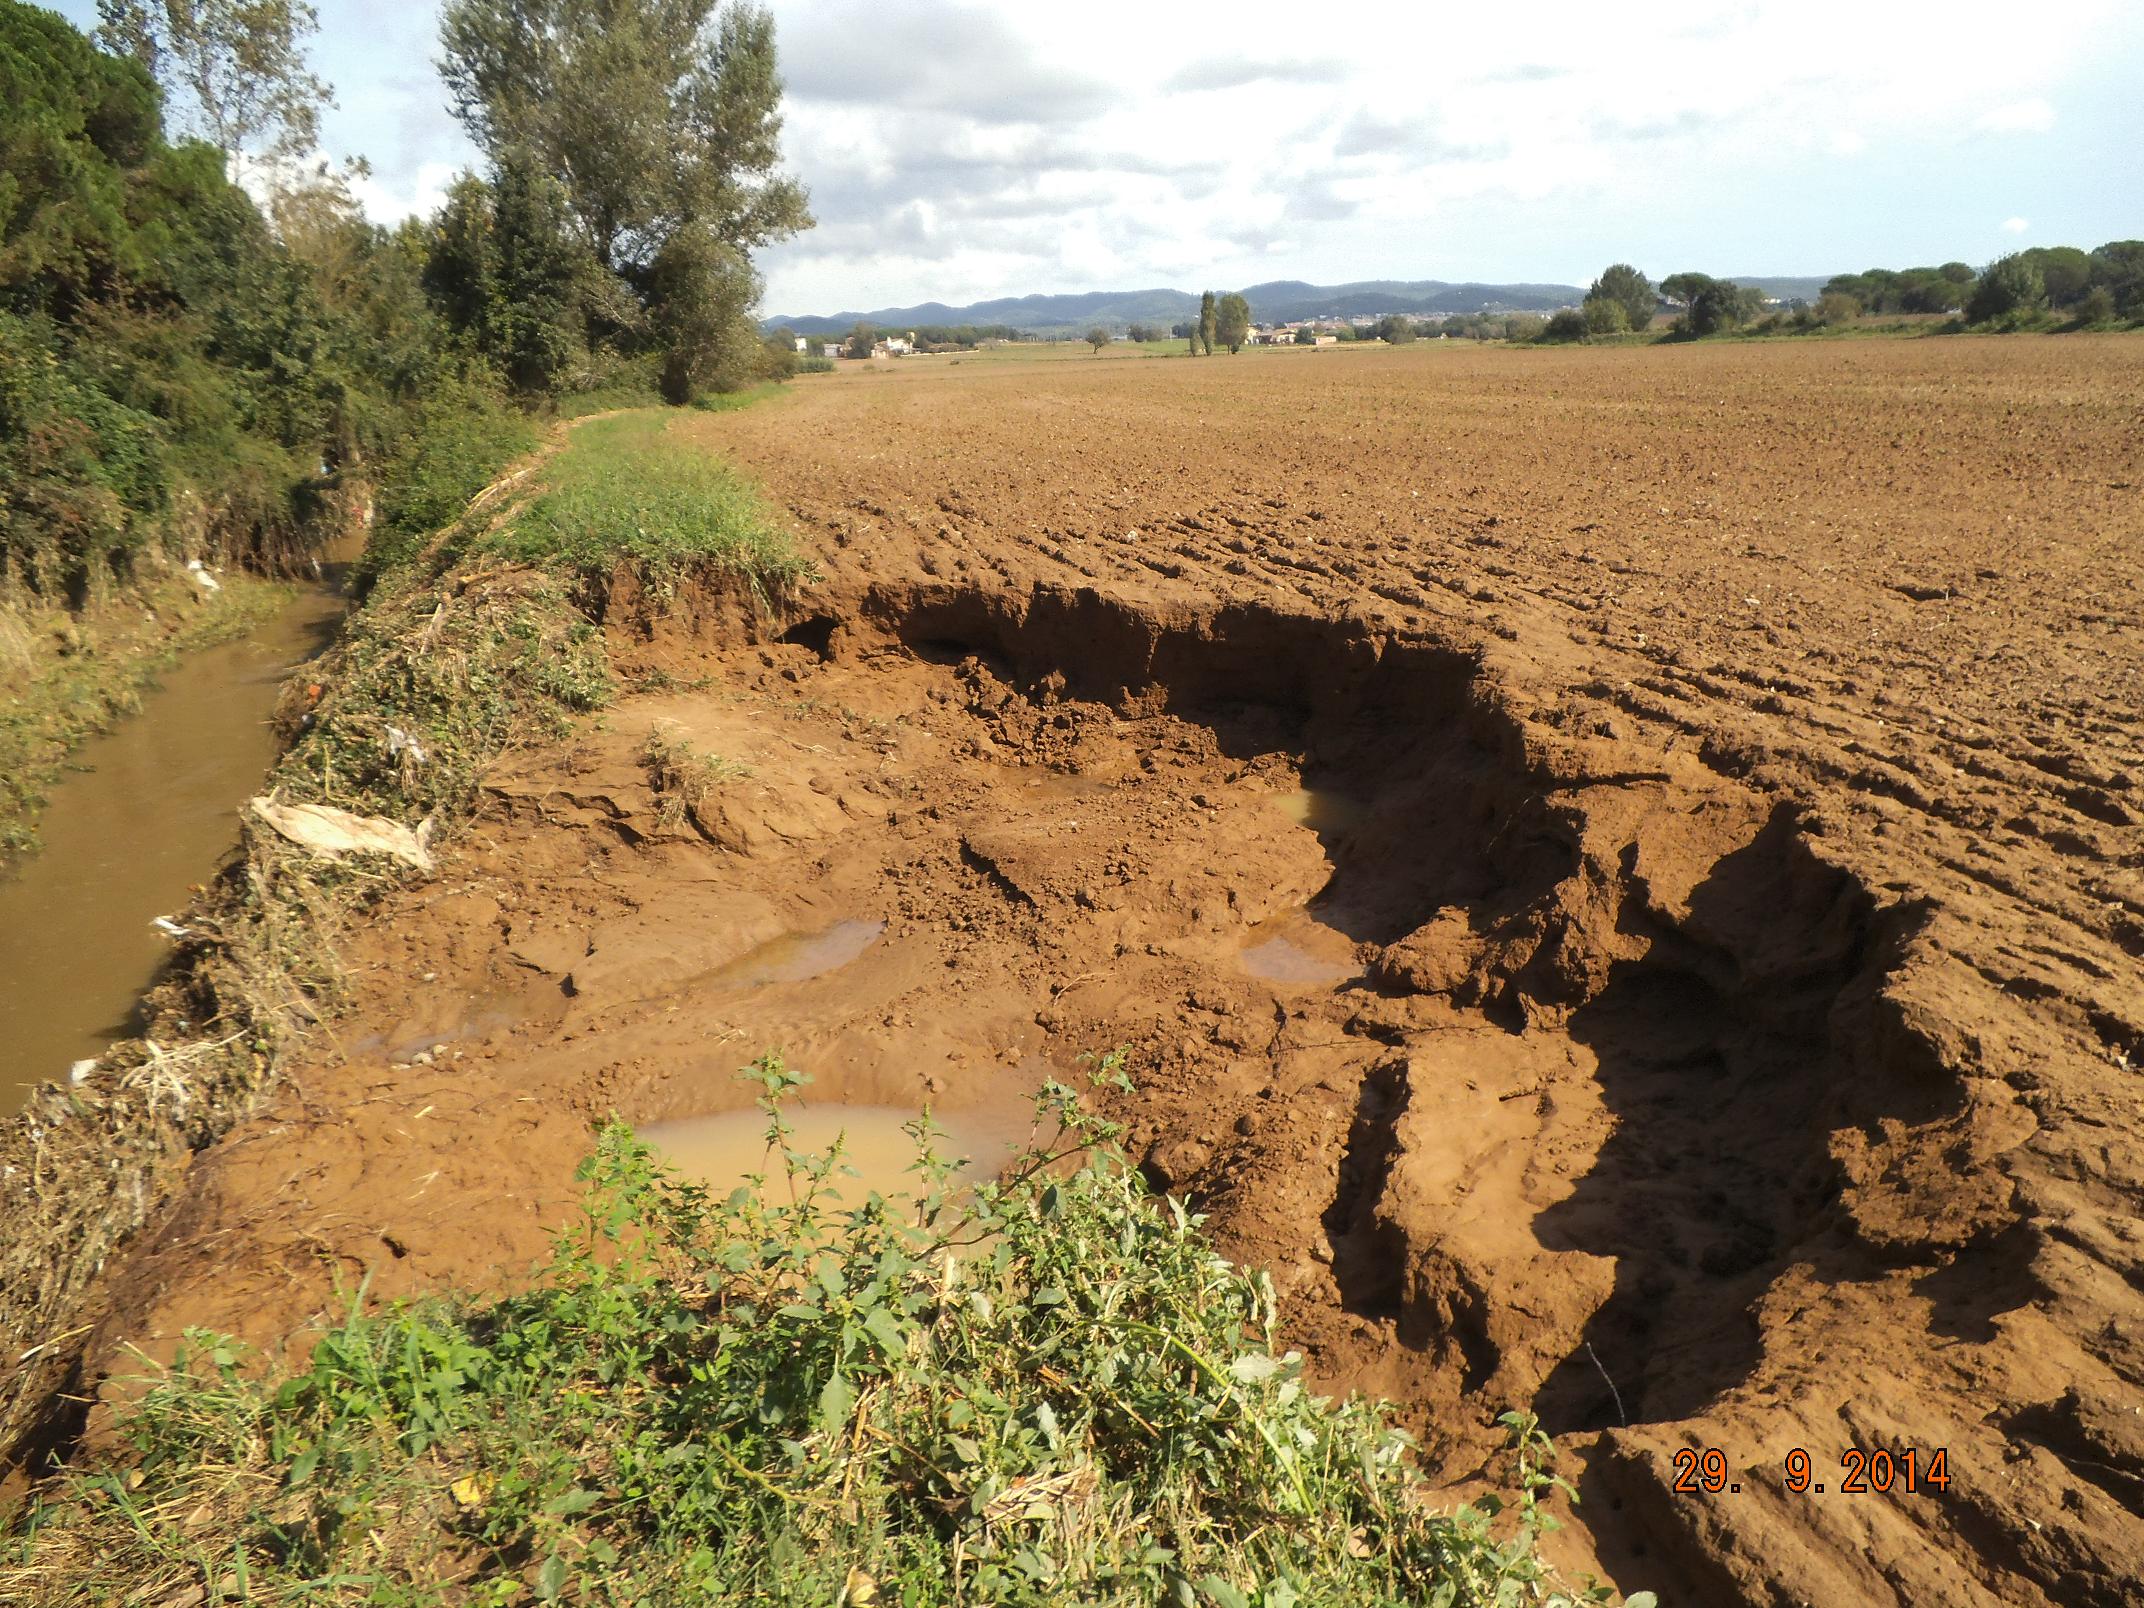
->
xmin=485 ymin=412 xmax=809 ymax=599
xmin=0 ymin=0 xmax=414 ymax=597
xmin=288 ymin=406 xmax=804 ymax=838
xmin=5 ymin=1065 xmax=1640 ymax=1608
xmin=0 ymin=0 xmax=815 ymax=856
xmin=0 ymin=394 xmax=803 ymax=1480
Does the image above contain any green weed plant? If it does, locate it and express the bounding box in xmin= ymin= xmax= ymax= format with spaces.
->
xmin=7 ymin=1058 xmax=1646 ymax=1608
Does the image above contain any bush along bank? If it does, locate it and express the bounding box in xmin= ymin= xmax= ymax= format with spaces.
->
xmin=0 ymin=406 xmax=811 ymax=1480
xmin=4 ymin=1062 xmax=1644 ymax=1608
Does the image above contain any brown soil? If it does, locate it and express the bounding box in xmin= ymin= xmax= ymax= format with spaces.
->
xmin=77 ymin=337 xmax=2144 ymax=1605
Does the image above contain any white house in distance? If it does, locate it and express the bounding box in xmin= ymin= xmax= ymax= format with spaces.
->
xmin=794 ymin=335 xmax=809 ymax=353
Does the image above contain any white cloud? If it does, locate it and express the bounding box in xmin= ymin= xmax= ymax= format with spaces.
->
xmin=755 ymin=0 xmax=2121 ymax=313
xmin=2001 ymin=216 xmax=2030 ymax=234
xmin=90 ymin=0 xmax=2118 ymax=316
xmin=1976 ymin=97 xmax=2057 ymax=134
xmin=352 ymin=161 xmax=461 ymax=226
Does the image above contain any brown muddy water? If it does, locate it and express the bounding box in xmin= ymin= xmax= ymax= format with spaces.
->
xmin=0 ymin=579 xmax=347 ymax=1110
xmin=639 ymin=1103 xmax=1027 ymax=1212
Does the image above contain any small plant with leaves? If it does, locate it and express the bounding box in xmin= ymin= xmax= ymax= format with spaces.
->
xmin=6 ymin=1056 xmax=1648 ymax=1607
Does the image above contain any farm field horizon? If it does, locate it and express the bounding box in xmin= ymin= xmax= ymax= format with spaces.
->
xmin=54 ymin=333 xmax=2144 ymax=1605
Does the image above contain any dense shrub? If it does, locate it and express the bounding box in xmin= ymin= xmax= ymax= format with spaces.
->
xmin=1539 ymin=308 xmax=1587 ymax=342
xmin=1966 ymin=254 xmax=2046 ymax=324
xmin=0 ymin=0 xmax=459 ymax=597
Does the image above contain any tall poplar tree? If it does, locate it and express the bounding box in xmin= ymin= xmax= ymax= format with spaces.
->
xmin=95 ymin=0 xmax=332 ymax=159
xmin=437 ymin=0 xmax=809 ymax=276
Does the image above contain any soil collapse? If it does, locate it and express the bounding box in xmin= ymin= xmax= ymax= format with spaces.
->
xmin=64 ymin=337 xmax=2144 ymax=1605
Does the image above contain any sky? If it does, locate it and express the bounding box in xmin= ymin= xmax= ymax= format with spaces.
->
xmin=51 ymin=0 xmax=2144 ymax=318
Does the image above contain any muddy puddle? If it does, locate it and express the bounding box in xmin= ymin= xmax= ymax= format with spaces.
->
xmin=1240 ymin=908 xmax=1363 ymax=986
xmin=638 ymin=1101 xmax=1023 ymax=1212
xmin=1273 ymin=786 xmax=1365 ymax=837
xmin=0 ymin=577 xmax=347 ymax=1109
xmin=703 ymin=919 xmax=886 ymax=989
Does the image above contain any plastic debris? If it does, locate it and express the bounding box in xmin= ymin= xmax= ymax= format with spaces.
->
xmin=249 ymin=795 xmax=435 ymax=871
xmin=385 ymin=724 xmax=428 ymax=764
xmin=184 ymin=557 xmax=221 ymax=592
xmin=68 ymin=1059 xmax=97 ymax=1085
xmin=150 ymin=915 xmax=191 ymax=939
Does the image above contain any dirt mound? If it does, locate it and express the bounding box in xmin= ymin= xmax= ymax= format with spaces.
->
xmin=59 ymin=342 xmax=2144 ymax=1604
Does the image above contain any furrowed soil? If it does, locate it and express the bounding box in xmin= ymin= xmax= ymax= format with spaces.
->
xmin=72 ymin=338 xmax=2144 ymax=1604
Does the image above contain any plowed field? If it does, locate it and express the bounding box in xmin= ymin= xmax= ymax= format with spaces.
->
xmin=84 ymin=336 xmax=2144 ymax=1604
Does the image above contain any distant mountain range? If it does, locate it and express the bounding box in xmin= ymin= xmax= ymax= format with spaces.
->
xmin=1724 ymin=276 xmax=1833 ymax=303
xmin=763 ymin=278 xmax=1592 ymax=337
xmin=764 ymin=272 xmax=1845 ymax=337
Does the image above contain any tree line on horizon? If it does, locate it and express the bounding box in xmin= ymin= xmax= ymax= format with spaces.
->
xmin=811 ymin=241 xmax=2144 ymax=355
xmin=1541 ymin=244 xmax=2144 ymax=343
xmin=2 ymin=0 xmax=810 ymax=615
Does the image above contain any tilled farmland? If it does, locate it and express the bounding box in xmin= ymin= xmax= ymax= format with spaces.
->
xmin=77 ymin=336 xmax=2142 ymax=1605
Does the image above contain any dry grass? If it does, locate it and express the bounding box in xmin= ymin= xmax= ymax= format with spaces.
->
xmin=642 ymin=721 xmax=752 ymax=831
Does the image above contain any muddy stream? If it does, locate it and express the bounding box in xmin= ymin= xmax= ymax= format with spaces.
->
xmin=0 ymin=574 xmax=348 ymax=1110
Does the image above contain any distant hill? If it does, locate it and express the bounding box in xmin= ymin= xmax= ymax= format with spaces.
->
xmin=1724 ymin=276 xmax=1832 ymax=302
xmin=763 ymin=277 xmax=1588 ymax=337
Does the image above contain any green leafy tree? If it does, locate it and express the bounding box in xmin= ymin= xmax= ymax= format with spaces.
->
xmin=1892 ymin=268 xmax=1960 ymax=314
xmin=1965 ymin=253 xmax=2045 ymax=323
xmin=1587 ymin=262 xmax=1654 ymax=331
xmin=438 ymin=0 xmax=812 ymax=396
xmin=2089 ymin=239 xmax=2144 ymax=318
xmin=95 ymin=0 xmax=332 ymax=159
xmin=1 ymin=0 xmax=410 ymax=601
xmin=1539 ymin=308 xmax=1587 ymax=342
xmin=0 ymin=4 xmax=159 ymax=319
xmin=420 ymin=157 xmax=608 ymax=395
xmin=840 ymin=321 xmax=875 ymax=359
xmin=648 ymin=222 xmax=760 ymax=401
xmin=1086 ymin=325 xmax=1110 ymax=352
xmin=1659 ymin=272 xmax=1714 ymax=310
xmin=2073 ymin=285 xmax=2116 ymax=325
xmin=1293 ymin=325 xmax=1317 ymax=344
xmin=1373 ymin=311 xmax=1416 ymax=344
xmin=1215 ymin=292 xmax=1251 ymax=352
xmin=1686 ymin=280 xmax=1746 ymax=335
xmin=2020 ymin=245 xmax=2091 ymax=307
xmin=1581 ymin=297 xmax=1628 ymax=335
xmin=1196 ymin=289 xmax=1216 ymax=355
xmin=438 ymin=0 xmax=809 ymax=276
xmin=1816 ymin=290 xmax=1860 ymax=326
